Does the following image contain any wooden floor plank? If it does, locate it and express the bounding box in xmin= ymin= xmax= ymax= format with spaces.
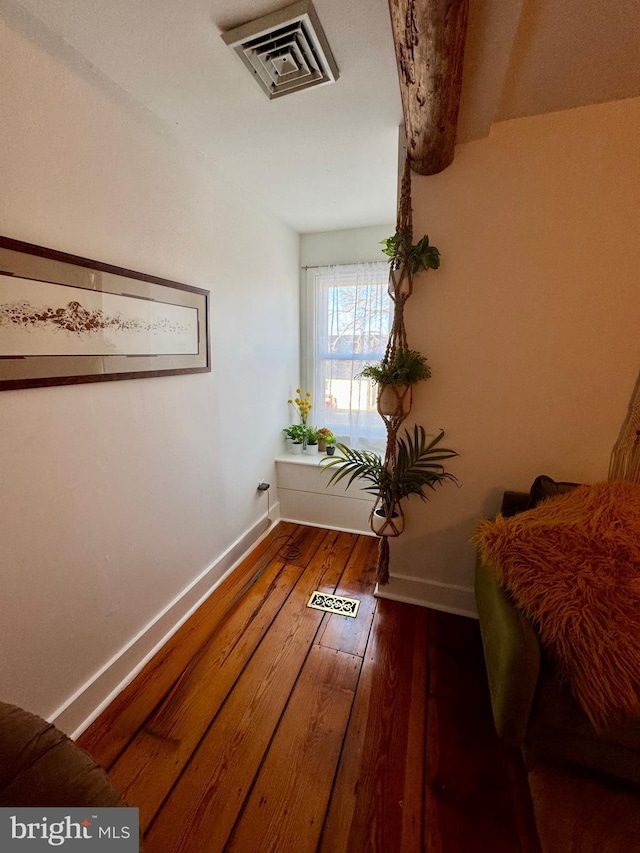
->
xmin=316 ymin=535 xmax=379 ymax=658
xmin=320 ymin=598 xmax=428 ymax=853
xmin=282 ymin=524 xmax=330 ymax=568
xmin=78 ymin=521 xmax=299 ymax=767
xmin=143 ymin=530 xmax=357 ymax=852
xmin=107 ymin=559 xmax=303 ymax=831
xmin=80 ymin=524 xmax=538 ymax=853
xmin=317 ymin=630 xmax=375 ymax=852
xmin=402 ymin=601 xmax=429 ymax=846
xmin=226 ymin=646 xmax=361 ymax=853
xmin=424 ymin=609 xmax=532 ymax=853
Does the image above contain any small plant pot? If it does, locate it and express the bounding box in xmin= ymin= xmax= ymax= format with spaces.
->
xmin=305 ymin=443 xmax=319 ymax=454
xmin=378 ymin=384 xmax=411 ymax=417
xmin=290 ymin=441 xmax=303 ymax=455
xmin=388 ymin=267 xmax=412 ymax=298
xmin=318 ymin=439 xmax=327 ymax=452
xmin=370 ymin=507 xmax=404 ymax=536
xmin=326 ymin=445 xmax=336 ymax=456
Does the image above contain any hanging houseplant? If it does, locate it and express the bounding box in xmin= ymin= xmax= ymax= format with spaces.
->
xmin=381 ymin=230 xmax=440 ymax=298
xmin=321 ymin=156 xmax=457 ymax=584
xmin=358 ymin=349 xmax=431 ymax=417
xmin=322 ymin=425 xmax=457 ymax=537
xmin=381 ymin=231 xmax=441 ymax=273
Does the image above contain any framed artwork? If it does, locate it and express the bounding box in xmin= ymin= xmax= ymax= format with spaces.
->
xmin=0 ymin=236 xmax=210 ymax=391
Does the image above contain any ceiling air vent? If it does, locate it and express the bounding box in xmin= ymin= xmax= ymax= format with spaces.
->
xmin=221 ymin=0 xmax=339 ymax=100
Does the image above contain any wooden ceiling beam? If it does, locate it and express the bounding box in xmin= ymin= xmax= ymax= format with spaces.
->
xmin=388 ymin=0 xmax=469 ymax=175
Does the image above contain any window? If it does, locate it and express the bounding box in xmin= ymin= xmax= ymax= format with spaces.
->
xmin=304 ymin=262 xmax=391 ymax=450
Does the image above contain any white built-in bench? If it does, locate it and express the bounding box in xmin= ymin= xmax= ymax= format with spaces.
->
xmin=275 ymin=454 xmax=373 ymax=535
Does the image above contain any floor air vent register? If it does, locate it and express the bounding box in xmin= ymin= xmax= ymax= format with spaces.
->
xmin=307 ymin=591 xmax=360 ymax=618
xmin=221 ymin=0 xmax=339 ymax=100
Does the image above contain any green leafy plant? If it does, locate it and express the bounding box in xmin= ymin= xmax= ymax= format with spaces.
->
xmin=305 ymin=426 xmax=318 ymax=445
xmin=381 ymin=230 xmax=440 ymax=275
xmin=324 ymin=434 xmax=337 ymax=455
xmin=321 ymin=425 xmax=457 ymax=512
xmin=285 ymin=388 xmax=314 ymax=445
xmin=358 ymin=349 xmax=431 ymax=387
xmin=283 ymin=423 xmax=306 ymax=443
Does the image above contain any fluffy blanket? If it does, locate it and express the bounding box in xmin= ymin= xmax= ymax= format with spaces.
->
xmin=475 ymin=481 xmax=640 ymax=729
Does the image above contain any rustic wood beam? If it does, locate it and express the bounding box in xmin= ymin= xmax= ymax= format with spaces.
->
xmin=388 ymin=0 xmax=469 ymax=175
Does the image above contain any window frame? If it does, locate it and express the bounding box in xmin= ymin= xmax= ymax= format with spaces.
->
xmin=302 ymin=261 xmax=391 ymax=450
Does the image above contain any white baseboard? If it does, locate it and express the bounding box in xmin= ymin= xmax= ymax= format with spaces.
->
xmin=51 ymin=505 xmax=281 ymax=739
xmin=279 ymin=515 xmax=376 ymax=537
xmin=374 ymin=573 xmax=477 ymax=619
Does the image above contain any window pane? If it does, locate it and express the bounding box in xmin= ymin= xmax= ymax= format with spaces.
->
xmin=312 ymin=262 xmax=390 ymax=449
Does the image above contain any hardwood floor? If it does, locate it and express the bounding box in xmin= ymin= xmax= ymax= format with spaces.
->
xmin=78 ymin=522 xmax=539 ymax=852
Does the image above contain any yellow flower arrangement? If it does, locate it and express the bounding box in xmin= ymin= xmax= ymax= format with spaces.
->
xmin=288 ymin=388 xmax=312 ymax=425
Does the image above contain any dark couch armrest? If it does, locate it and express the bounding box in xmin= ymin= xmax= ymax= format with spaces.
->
xmin=500 ymin=491 xmax=530 ymax=517
xmin=0 ymin=702 xmax=125 ymax=807
xmin=475 ymin=557 xmax=541 ymax=746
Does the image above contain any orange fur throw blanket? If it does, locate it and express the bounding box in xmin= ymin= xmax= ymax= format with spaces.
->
xmin=475 ymin=481 xmax=640 ymax=728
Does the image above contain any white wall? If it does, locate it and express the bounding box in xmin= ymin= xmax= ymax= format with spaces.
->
xmin=0 ymin=17 xmax=299 ymax=729
xmin=300 ymin=224 xmax=395 ymax=267
xmin=385 ymin=97 xmax=640 ymax=613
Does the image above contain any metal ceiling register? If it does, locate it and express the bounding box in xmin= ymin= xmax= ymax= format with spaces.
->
xmin=221 ymin=0 xmax=339 ymax=100
xmin=306 ymin=591 xmax=360 ymax=618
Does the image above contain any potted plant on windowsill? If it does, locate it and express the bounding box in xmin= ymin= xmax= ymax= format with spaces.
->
xmin=358 ymin=349 xmax=431 ymax=417
xmin=284 ymin=388 xmax=313 ymax=453
xmin=283 ymin=423 xmax=306 ymax=453
xmin=321 ymin=425 xmax=457 ymax=536
xmin=316 ymin=427 xmax=335 ymax=453
xmin=304 ymin=427 xmax=319 ymax=454
xmin=324 ymin=435 xmax=337 ymax=455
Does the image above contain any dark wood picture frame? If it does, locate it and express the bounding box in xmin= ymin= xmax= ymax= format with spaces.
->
xmin=0 ymin=236 xmax=210 ymax=391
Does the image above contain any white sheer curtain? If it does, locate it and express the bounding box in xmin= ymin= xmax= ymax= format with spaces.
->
xmin=308 ymin=261 xmax=391 ymax=450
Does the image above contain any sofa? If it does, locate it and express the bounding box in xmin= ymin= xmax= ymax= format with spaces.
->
xmin=475 ymin=485 xmax=640 ymax=785
xmin=0 ymin=701 xmax=124 ymax=807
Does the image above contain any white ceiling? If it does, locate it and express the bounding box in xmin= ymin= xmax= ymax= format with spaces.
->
xmin=3 ymin=0 xmax=640 ymax=233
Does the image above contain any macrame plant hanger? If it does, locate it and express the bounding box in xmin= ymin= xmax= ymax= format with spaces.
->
xmin=373 ymin=156 xmax=415 ymax=584
xmin=609 ymin=369 xmax=640 ymax=484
